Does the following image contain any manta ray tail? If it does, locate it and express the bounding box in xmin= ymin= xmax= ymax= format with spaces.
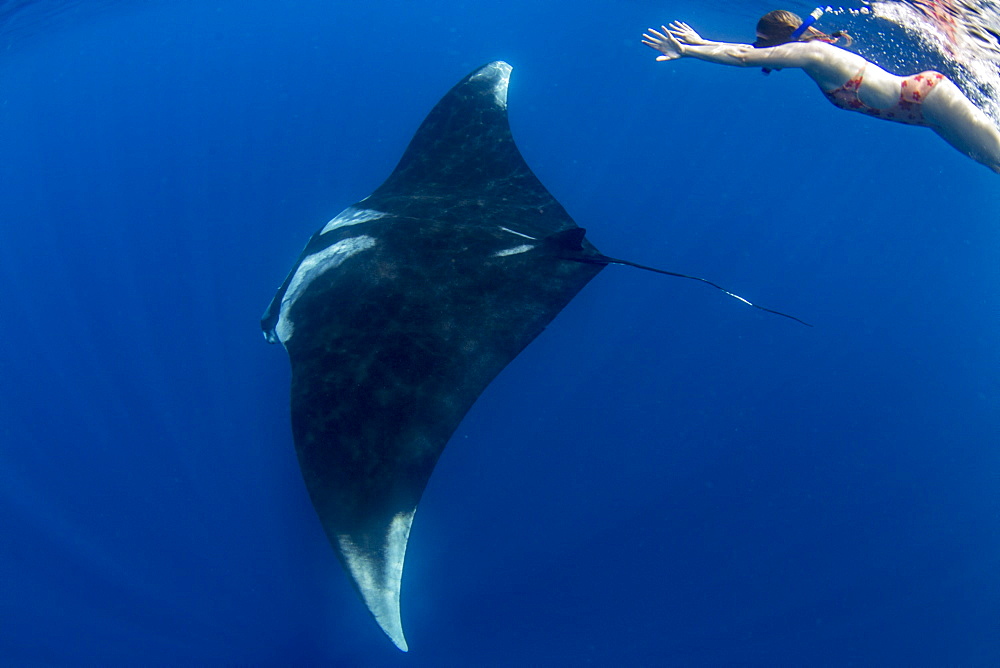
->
xmin=545 ymin=228 xmax=812 ymax=327
xmin=597 ymin=255 xmax=813 ymax=327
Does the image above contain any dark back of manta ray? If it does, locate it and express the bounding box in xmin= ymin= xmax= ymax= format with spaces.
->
xmin=271 ymin=62 xmax=606 ymax=539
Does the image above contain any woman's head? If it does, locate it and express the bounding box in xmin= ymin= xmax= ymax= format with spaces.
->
xmin=753 ymin=9 xmax=851 ymax=47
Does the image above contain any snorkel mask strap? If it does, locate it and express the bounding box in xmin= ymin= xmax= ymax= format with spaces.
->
xmin=789 ymin=7 xmax=824 ymax=41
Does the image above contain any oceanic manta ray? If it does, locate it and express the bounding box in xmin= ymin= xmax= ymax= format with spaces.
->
xmin=261 ymin=60 xmax=805 ymax=652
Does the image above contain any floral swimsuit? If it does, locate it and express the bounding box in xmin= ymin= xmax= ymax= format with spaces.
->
xmin=823 ymin=66 xmax=945 ymax=126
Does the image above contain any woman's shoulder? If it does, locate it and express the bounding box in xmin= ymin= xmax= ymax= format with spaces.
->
xmin=787 ymin=40 xmax=867 ymax=71
xmin=748 ymin=39 xmax=839 ymax=68
xmin=808 ymin=39 xmax=864 ymax=61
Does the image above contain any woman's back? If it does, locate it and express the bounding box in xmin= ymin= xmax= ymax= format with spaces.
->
xmin=761 ymin=40 xmax=897 ymax=98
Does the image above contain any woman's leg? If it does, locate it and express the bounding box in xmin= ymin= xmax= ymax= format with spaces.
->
xmin=923 ymin=77 xmax=1000 ymax=174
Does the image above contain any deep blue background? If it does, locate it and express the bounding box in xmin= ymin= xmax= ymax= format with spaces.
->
xmin=1 ymin=1 xmax=998 ymax=664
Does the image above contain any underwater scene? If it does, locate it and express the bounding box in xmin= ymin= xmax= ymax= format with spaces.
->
xmin=1 ymin=0 xmax=998 ymax=665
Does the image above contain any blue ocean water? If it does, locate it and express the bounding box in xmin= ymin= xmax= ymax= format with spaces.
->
xmin=1 ymin=0 xmax=998 ymax=664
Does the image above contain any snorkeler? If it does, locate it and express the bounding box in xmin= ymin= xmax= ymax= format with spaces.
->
xmin=642 ymin=10 xmax=1000 ymax=174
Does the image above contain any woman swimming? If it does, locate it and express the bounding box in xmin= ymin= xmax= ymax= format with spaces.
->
xmin=642 ymin=11 xmax=1000 ymax=174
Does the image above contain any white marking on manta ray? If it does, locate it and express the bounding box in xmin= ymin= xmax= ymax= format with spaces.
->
xmin=276 ymin=235 xmax=377 ymax=344
xmin=499 ymin=226 xmax=536 ymax=240
xmin=469 ymin=61 xmax=511 ymax=108
xmin=336 ymin=509 xmax=415 ymax=652
xmin=321 ymin=207 xmax=387 ymax=234
xmin=494 ymin=244 xmax=535 ymax=257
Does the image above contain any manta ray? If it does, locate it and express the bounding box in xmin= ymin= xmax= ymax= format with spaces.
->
xmin=261 ymin=60 xmax=805 ymax=652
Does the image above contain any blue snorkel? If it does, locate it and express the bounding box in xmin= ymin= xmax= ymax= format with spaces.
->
xmin=789 ymin=7 xmax=825 ymax=41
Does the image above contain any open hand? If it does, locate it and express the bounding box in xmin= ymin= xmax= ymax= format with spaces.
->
xmin=641 ymin=26 xmax=683 ymax=61
xmin=666 ymin=21 xmax=710 ymax=46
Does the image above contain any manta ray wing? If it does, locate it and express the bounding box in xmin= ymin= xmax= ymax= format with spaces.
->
xmin=262 ymin=61 xmax=606 ymax=651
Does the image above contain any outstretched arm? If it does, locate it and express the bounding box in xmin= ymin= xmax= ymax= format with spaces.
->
xmin=642 ymin=21 xmax=820 ymax=69
xmin=642 ymin=22 xmax=755 ymax=65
